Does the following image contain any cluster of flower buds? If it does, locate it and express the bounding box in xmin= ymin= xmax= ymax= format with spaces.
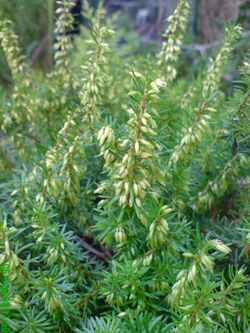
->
xmin=105 ymin=74 xmax=166 ymax=212
xmin=29 ymin=109 xmax=86 ymax=208
xmin=180 ymin=26 xmax=242 ymax=111
xmin=203 ymin=25 xmax=242 ymax=97
xmin=157 ymin=0 xmax=190 ymax=82
xmin=48 ymin=114 xmax=77 ymax=162
xmin=98 ymin=126 xmax=116 ymax=146
xmin=97 ymin=126 xmax=116 ymax=170
xmin=114 ymin=225 xmax=127 ymax=244
xmin=147 ymin=205 xmax=172 ymax=247
xmin=142 ymin=252 xmax=154 ymax=266
xmin=79 ymin=5 xmax=115 ymax=125
xmin=149 ymin=280 xmax=169 ymax=291
xmin=168 ymin=107 xmax=216 ymax=170
xmin=180 ymin=85 xmax=197 ymax=110
xmin=47 ymin=242 xmax=67 ymax=265
xmin=115 ymin=156 xmax=149 ymax=209
xmin=30 ymin=206 xmax=54 ymax=244
xmin=53 ymin=0 xmax=75 ymax=89
xmin=0 ymin=19 xmax=33 ymax=138
xmin=10 ymin=114 xmax=74 ymax=213
xmin=40 ymin=139 xmax=85 ymax=208
xmin=169 ymin=239 xmax=231 ymax=305
xmin=209 ymin=239 xmax=231 ymax=254
xmin=192 ymin=154 xmax=247 ymax=212
xmin=59 ymin=136 xmax=85 ymax=206
xmin=169 ymin=268 xmax=189 ymax=305
xmin=183 ymin=251 xmax=214 ymax=273
xmin=0 ymin=19 xmax=28 ymax=80
xmin=10 ymin=294 xmax=22 ymax=308
xmin=106 ymin=292 xmax=123 ymax=306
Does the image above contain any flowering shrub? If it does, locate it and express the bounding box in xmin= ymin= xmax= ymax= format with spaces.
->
xmin=0 ymin=1 xmax=249 ymax=332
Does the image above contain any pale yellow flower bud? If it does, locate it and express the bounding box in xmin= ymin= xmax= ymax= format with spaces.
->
xmin=211 ymin=239 xmax=231 ymax=254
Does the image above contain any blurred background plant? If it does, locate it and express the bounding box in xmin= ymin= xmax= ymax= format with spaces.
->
xmin=0 ymin=0 xmax=249 ymax=87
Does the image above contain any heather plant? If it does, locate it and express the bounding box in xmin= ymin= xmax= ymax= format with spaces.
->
xmin=0 ymin=1 xmax=249 ymax=332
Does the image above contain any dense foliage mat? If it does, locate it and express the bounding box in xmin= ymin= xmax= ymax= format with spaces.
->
xmin=0 ymin=1 xmax=249 ymax=332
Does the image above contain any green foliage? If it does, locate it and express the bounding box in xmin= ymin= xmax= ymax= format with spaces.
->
xmin=0 ymin=1 xmax=249 ymax=332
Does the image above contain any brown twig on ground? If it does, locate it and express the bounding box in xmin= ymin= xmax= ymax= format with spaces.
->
xmin=76 ymin=236 xmax=112 ymax=260
xmin=99 ymin=242 xmax=112 ymax=259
